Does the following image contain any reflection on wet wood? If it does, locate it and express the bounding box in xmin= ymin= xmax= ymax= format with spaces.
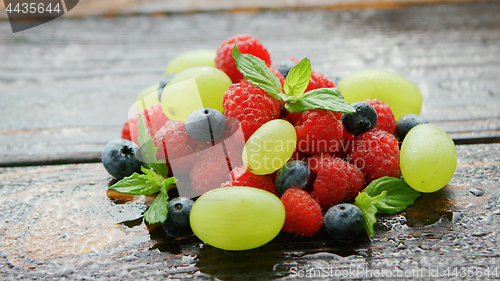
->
xmin=0 ymin=143 xmax=499 ymax=279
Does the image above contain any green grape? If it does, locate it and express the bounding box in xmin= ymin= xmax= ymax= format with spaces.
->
xmin=337 ymin=69 xmax=422 ymax=120
xmin=400 ymin=124 xmax=457 ymax=193
xmin=161 ymin=78 xmax=204 ymax=122
xmin=242 ymin=120 xmax=297 ymax=175
xmin=190 ymin=186 xmax=285 ymax=251
xmin=166 ymin=49 xmax=216 ymax=75
xmin=134 ymin=83 xmax=160 ymax=112
xmin=165 ymin=66 xmax=232 ymax=114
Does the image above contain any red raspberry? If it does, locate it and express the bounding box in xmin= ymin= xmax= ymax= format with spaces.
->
xmin=307 ymin=154 xmax=365 ymax=209
xmin=294 ymin=109 xmax=343 ymax=154
xmin=121 ymin=120 xmax=131 ymax=141
xmin=304 ymin=71 xmax=336 ymax=92
xmin=190 ymin=146 xmax=231 ymax=195
xmin=127 ymin=104 xmax=169 ymax=145
xmin=216 ymin=34 xmax=271 ymax=83
xmin=152 ymin=121 xmax=199 ymax=175
xmin=223 ymin=82 xmax=280 ymax=140
xmin=364 ymin=99 xmax=396 ymax=134
xmin=281 ymin=188 xmax=323 ymax=237
xmin=348 ymin=130 xmax=400 ymax=183
xmin=221 ymin=166 xmax=279 ymax=196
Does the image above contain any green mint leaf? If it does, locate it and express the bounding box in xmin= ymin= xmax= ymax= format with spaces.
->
xmin=137 ymin=115 xmax=169 ymax=178
xmin=161 ymin=176 xmax=177 ymax=194
xmin=284 ymin=88 xmax=356 ymax=113
xmin=284 ymin=58 xmax=311 ymax=98
xmin=143 ymin=190 xmax=169 ymax=224
xmin=363 ymin=176 xmax=421 ymax=214
xmin=355 ymin=191 xmax=386 ymax=237
xmin=232 ymin=46 xmax=284 ymax=101
xmin=110 ymin=171 xmax=161 ymax=195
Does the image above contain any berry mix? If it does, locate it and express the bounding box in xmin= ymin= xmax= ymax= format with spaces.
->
xmin=102 ymin=34 xmax=458 ymax=251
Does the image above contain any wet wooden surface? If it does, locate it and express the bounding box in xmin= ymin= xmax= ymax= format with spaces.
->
xmin=1 ymin=1 xmax=500 ymax=166
xmin=1 ymin=0 xmax=500 ymax=280
xmin=0 ymin=143 xmax=499 ymax=280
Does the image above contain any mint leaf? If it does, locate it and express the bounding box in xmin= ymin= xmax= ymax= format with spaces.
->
xmin=232 ymin=46 xmax=285 ymax=101
xmin=284 ymin=88 xmax=356 ymax=113
xmin=355 ymin=191 xmax=386 ymax=237
xmin=363 ymin=176 xmax=421 ymax=214
xmin=137 ymin=115 xmax=169 ymax=178
xmin=143 ymin=190 xmax=169 ymax=224
xmin=110 ymin=172 xmax=161 ymax=195
xmin=284 ymin=58 xmax=311 ymax=98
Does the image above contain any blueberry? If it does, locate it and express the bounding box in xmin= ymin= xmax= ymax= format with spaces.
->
xmin=275 ymin=160 xmax=311 ymax=195
xmin=276 ymin=59 xmax=297 ymax=79
xmin=342 ymin=102 xmax=378 ymax=136
xmin=323 ymin=203 xmax=365 ymax=240
xmin=163 ymin=197 xmax=194 ymax=238
xmin=158 ymin=73 xmax=176 ymax=102
xmin=185 ymin=108 xmax=227 ymax=143
xmin=396 ymin=114 xmax=428 ymax=141
xmin=102 ymin=138 xmax=142 ymax=179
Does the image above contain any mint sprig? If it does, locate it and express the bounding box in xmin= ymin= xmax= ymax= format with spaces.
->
xmin=354 ymin=177 xmax=421 ymax=237
xmin=232 ymin=46 xmax=285 ymax=101
xmin=110 ymin=167 xmax=176 ymax=224
xmin=355 ymin=191 xmax=386 ymax=237
xmin=364 ymin=176 xmax=421 ymax=214
xmin=284 ymin=58 xmax=311 ymax=98
xmin=110 ymin=115 xmax=176 ymax=224
xmin=232 ymin=46 xmax=355 ymax=114
xmin=284 ymin=88 xmax=356 ymax=113
xmin=143 ymin=177 xmax=176 ymax=224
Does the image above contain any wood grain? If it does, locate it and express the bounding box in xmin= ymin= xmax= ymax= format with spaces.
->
xmin=0 ymin=143 xmax=499 ymax=279
xmin=1 ymin=1 xmax=499 ymax=165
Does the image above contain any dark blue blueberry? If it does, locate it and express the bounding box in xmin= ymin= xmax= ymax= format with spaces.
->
xmin=163 ymin=197 xmax=194 ymax=238
xmin=396 ymin=114 xmax=428 ymax=141
xmin=276 ymin=59 xmax=297 ymax=79
xmin=185 ymin=108 xmax=227 ymax=143
xmin=102 ymin=138 xmax=142 ymax=179
xmin=158 ymin=73 xmax=176 ymax=102
xmin=323 ymin=203 xmax=365 ymax=240
xmin=342 ymin=102 xmax=378 ymax=136
xmin=275 ymin=160 xmax=311 ymax=195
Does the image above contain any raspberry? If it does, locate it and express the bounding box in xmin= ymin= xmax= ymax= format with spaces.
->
xmin=127 ymin=104 xmax=169 ymax=145
xmin=304 ymin=71 xmax=336 ymax=92
xmin=294 ymin=109 xmax=343 ymax=154
xmin=307 ymin=154 xmax=365 ymax=209
xmin=215 ymin=34 xmax=271 ymax=83
xmin=121 ymin=120 xmax=131 ymax=141
xmin=190 ymin=146 xmax=231 ymax=195
xmin=348 ymin=130 xmax=400 ymax=183
xmin=223 ymin=82 xmax=280 ymax=140
xmin=364 ymin=99 xmax=397 ymax=134
xmin=152 ymin=121 xmax=199 ymax=175
xmin=221 ymin=166 xmax=279 ymax=196
xmin=280 ymin=188 xmax=323 ymax=237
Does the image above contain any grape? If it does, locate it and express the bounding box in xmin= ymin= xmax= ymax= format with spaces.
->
xmin=189 ymin=186 xmax=285 ymax=251
xmin=134 ymin=83 xmax=160 ymax=112
xmin=165 ymin=49 xmax=216 ymax=75
xmin=164 ymin=66 xmax=232 ymax=115
xmin=242 ymin=119 xmax=297 ymax=175
xmin=337 ymin=69 xmax=422 ymax=120
xmin=400 ymin=124 xmax=457 ymax=193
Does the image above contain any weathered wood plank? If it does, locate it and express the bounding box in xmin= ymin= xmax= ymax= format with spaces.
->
xmin=1 ymin=2 xmax=499 ymax=165
xmin=0 ymin=143 xmax=499 ymax=279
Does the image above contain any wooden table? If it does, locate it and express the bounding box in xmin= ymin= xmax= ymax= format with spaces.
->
xmin=1 ymin=1 xmax=500 ymax=279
